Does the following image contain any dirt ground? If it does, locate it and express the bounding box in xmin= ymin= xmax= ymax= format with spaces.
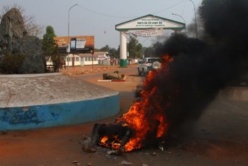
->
xmin=0 ymin=65 xmax=248 ymax=166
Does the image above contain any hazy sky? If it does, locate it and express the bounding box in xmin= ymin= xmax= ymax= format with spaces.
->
xmin=1 ymin=0 xmax=202 ymax=49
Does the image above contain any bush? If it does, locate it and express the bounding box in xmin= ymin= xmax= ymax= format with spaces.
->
xmin=51 ymin=54 xmax=64 ymax=72
xmin=0 ymin=53 xmax=25 ymax=74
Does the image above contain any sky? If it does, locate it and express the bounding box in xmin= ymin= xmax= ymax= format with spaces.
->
xmin=1 ymin=0 xmax=203 ymax=49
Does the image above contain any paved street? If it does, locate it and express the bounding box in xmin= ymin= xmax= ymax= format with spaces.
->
xmin=0 ymin=65 xmax=248 ymax=166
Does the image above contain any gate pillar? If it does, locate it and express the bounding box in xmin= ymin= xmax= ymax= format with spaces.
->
xmin=120 ymin=31 xmax=128 ymax=67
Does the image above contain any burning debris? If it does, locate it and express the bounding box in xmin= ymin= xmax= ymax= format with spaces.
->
xmin=91 ymin=123 xmax=133 ymax=153
xmin=82 ymin=56 xmax=174 ymax=153
xmin=82 ymin=0 xmax=248 ymax=154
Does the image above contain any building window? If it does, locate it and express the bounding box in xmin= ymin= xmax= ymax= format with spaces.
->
xmin=67 ymin=57 xmax=70 ymax=62
xmin=76 ymin=57 xmax=79 ymax=61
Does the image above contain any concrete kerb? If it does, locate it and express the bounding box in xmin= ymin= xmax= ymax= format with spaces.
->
xmin=0 ymin=73 xmax=120 ymax=131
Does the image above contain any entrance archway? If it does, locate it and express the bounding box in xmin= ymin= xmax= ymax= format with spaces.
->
xmin=115 ymin=14 xmax=185 ymax=67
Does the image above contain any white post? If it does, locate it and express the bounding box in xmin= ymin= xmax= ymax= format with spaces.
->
xmin=120 ymin=31 xmax=128 ymax=67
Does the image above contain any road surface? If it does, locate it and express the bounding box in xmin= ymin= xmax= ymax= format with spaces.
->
xmin=0 ymin=65 xmax=247 ymax=166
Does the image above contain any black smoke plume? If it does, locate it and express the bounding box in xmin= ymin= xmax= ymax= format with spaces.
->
xmin=89 ymin=0 xmax=248 ymax=151
xmin=151 ymin=0 xmax=248 ymax=142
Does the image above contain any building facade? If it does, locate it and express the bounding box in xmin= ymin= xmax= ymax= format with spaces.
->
xmin=65 ymin=52 xmax=110 ymax=67
xmin=46 ymin=35 xmax=111 ymax=67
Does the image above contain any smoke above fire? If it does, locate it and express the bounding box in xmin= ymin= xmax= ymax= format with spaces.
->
xmin=92 ymin=0 xmax=248 ymax=152
xmin=150 ymin=0 xmax=248 ymax=141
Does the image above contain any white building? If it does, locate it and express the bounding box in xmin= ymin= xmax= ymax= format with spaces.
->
xmin=46 ymin=52 xmax=111 ymax=67
xmin=65 ymin=51 xmax=110 ymax=67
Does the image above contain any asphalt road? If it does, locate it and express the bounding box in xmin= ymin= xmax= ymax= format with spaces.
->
xmin=0 ymin=66 xmax=248 ymax=166
xmin=64 ymin=66 xmax=248 ymax=166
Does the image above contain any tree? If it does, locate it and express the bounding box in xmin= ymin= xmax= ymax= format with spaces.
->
xmin=143 ymin=47 xmax=153 ymax=57
xmin=42 ymin=26 xmax=62 ymax=72
xmin=127 ymin=36 xmax=142 ymax=59
xmin=100 ymin=45 xmax=118 ymax=58
xmin=0 ymin=4 xmax=43 ymax=37
xmin=109 ymin=48 xmax=118 ymax=59
xmin=42 ymin=26 xmax=56 ymax=56
xmin=0 ymin=52 xmax=24 ymax=74
xmin=100 ymin=45 xmax=111 ymax=52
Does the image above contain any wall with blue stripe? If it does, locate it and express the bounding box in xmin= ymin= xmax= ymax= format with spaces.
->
xmin=0 ymin=94 xmax=119 ymax=131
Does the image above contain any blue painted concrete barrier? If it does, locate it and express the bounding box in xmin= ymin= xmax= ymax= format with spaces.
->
xmin=0 ymin=73 xmax=120 ymax=131
xmin=0 ymin=94 xmax=119 ymax=131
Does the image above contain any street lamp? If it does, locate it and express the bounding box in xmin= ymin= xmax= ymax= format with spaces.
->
xmin=188 ymin=0 xmax=198 ymax=38
xmin=67 ymin=4 xmax=78 ymax=67
xmin=172 ymin=13 xmax=186 ymax=30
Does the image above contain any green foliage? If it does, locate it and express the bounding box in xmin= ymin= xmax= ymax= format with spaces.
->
xmin=42 ymin=26 xmax=57 ymax=56
xmin=143 ymin=47 xmax=153 ymax=57
xmin=100 ymin=45 xmax=118 ymax=58
xmin=0 ymin=53 xmax=24 ymax=74
xmin=127 ymin=36 xmax=142 ymax=59
xmin=51 ymin=52 xmax=64 ymax=72
xmin=100 ymin=45 xmax=111 ymax=52
xmin=42 ymin=25 xmax=64 ymax=72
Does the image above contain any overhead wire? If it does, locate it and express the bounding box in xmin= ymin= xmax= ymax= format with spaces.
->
xmin=181 ymin=0 xmax=187 ymax=16
xmin=76 ymin=1 xmax=186 ymax=19
xmin=152 ymin=0 xmax=185 ymax=15
xmin=77 ymin=4 xmax=131 ymax=19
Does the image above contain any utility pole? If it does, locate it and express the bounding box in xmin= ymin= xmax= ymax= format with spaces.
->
xmin=188 ymin=0 xmax=198 ymax=38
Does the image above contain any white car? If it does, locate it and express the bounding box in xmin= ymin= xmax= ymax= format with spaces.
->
xmin=138 ymin=57 xmax=161 ymax=76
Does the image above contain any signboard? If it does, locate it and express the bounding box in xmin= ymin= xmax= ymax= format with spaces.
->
xmin=75 ymin=38 xmax=86 ymax=50
xmin=127 ymin=28 xmax=163 ymax=37
xmin=71 ymin=38 xmax=88 ymax=51
xmin=135 ymin=18 xmax=165 ymax=28
xmin=115 ymin=14 xmax=185 ymax=31
xmin=70 ymin=38 xmax=76 ymax=49
xmin=54 ymin=36 xmax=94 ymax=54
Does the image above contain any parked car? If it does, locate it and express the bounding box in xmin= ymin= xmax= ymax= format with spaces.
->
xmin=138 ymin=57 xmax=161 ymax=76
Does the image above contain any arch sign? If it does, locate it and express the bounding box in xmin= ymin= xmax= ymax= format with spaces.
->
xmin=115 ymin=14 xmax=185 ymax=67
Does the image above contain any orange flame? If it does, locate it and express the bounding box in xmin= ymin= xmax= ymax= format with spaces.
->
xmin=101 ymin=55 xmax=174 ymax=152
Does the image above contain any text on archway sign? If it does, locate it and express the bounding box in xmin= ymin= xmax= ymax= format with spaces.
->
xmin=135 ymin=18 xmax=165 ymax=28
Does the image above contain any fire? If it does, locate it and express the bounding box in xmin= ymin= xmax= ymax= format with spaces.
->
xmin=100 ymin=136 xmax=108 ymax=144
xmin=99 ymin=55 xmax=174 ymax=152
xmin=99 ymin=135 xmax=122 ymax=150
